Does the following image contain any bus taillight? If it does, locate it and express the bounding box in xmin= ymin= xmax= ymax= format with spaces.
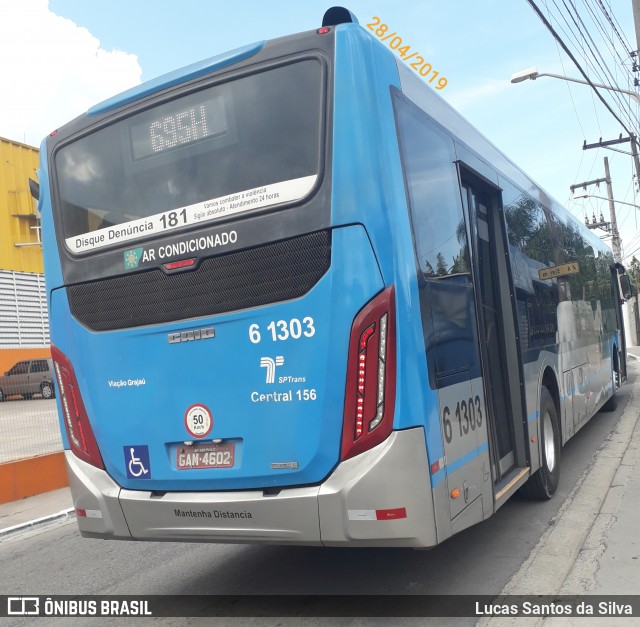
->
xmin=51 ymin=345 xmax=104 ymax=469
xmin=341 ymin=286 xmax=396 ymax=461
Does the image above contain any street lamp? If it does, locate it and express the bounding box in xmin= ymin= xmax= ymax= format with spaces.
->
xmin=510 ymin=67 xmax=640 ymax=104
xmin=572 ymin=193 xmax=640 ymax=211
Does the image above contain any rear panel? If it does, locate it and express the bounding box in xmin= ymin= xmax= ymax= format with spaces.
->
xmin=49 ymin=224 xmax=384 ymax=490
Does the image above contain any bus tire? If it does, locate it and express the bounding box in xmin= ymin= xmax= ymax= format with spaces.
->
xmin=0 ymin=389 xmax=4 ymax=402
xmin=520 ymin=387 xmax=560 ymax=500
xmin=601 ymin=361 xmax=618 ymax=412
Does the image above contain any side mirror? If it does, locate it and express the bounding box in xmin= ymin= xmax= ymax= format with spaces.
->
xmin=619 ymin=274 xmax=632 ymax=301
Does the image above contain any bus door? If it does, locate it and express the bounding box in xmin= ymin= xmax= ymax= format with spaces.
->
xmin=423 ymin=270 xmax=491 ymax=524
xmin=460 ymin=173 xmax=527 ymax=492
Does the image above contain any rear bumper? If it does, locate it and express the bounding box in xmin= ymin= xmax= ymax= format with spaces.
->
xmin=65 ymin=427 xmax=437 ymax=547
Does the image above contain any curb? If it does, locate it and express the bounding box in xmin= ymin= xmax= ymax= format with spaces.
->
xmin=0 ymin=507 xmax=75 ymax=541
xmin=0 ymin=451 xmax=69 ymax=505
xmin=477 ymin=362 xmax=639 ymax=626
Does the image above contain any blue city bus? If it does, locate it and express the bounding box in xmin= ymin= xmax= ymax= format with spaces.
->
xmin=38 ymin=7 xmax=630 ymax=547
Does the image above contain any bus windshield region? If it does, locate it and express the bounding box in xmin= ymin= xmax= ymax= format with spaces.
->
xmin=54 ymin=59 xmax=323 ymax=254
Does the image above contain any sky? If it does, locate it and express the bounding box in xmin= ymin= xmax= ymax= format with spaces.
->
xmin=1 ymin=0 xmax=639 ymax=261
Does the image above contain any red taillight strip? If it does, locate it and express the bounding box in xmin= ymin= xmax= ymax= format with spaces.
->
xmin=51 ymin=345 xmax=104 ymax=469
xmin=356 ymin=323 xmax=375 ymax=438
xmin=341 ymin=286 xmax=396 ymax=461
xmin=359 ymin=324 xmax=375 ymax=350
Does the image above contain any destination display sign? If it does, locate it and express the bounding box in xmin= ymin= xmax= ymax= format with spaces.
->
xmin=130 ymin=95 xmax=228 ymax=161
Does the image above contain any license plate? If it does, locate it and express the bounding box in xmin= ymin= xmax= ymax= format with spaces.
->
xmin=176 ymin=443 xmax=235 ymax=469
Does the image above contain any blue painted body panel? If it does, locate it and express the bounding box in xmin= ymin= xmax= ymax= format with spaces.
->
xmin=49 ymin=226 xmax=383 ymax=490
xmin=332 ymin=25 xmax=442 ymax=476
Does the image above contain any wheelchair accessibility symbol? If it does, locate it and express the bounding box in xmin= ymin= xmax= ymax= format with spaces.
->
xmin=124 ymin=445 xmax=151 ymax=479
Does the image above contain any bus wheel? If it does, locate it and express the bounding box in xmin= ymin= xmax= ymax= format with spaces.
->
xmin=520 ymin=387 xmax=560 ymax=500
xmin=0 ymin=389 xmax=4 ymax=402
xmin=601 ymin=360 xmax=618 ymax=412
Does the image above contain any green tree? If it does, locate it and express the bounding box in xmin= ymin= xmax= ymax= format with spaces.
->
xmin=504 ymin=195 xmax=538 ymax=249
xmin=436 ymin=252 xmax=448 ymax=276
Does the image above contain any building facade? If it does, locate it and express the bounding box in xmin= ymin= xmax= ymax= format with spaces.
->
xmin=0 ymin=137 xmax=49 ymax=375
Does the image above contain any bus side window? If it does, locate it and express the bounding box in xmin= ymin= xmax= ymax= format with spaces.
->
xmin=393 ymin=96 xmax=470 ymax=280
xmin=394 ymin=94 xmax=478 ymax=386
xmin=501 ymin=182 xmax=558 ymax=351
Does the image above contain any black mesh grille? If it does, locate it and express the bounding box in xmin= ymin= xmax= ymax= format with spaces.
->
xmin=67 ymin=231 xmax=331 ymax=331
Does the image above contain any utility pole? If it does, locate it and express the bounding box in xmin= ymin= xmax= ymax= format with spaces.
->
xmin=604 ymin=157 xmax=622 ymax=263
xmin=632 ymin=134 xmax=640 ymax=190
xmin=583 ymin=135 xmax=640 ymax=190
xmin=570 ymin=157 xmax=622 ymax=262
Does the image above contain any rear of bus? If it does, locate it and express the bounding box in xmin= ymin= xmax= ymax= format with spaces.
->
xmin=41 ymin=14 xmax=438 ymax=546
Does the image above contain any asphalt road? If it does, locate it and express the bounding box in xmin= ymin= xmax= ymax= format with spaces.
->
xmin=0 ymin=368 xmax=635 ymax=626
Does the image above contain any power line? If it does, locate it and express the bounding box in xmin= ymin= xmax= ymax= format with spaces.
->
xmin=546 ymin=5 xmax=589 ymax=142
xmin=541 ymin=0 xmax=630 ymax=131
xmin=582 ymin=0 xmax=636 ymax=108
xmin=536 ymin=0 xmax=640 ymax=134
xmin=622 ymin=243 xmax=640 ymax=261
xmin=562 ymin=0 xmax=639 ymax=129
xmin=581 ymin=0 xmax=637 ymax=91
xmin=595 ymin=0 xmax=635 ymax=58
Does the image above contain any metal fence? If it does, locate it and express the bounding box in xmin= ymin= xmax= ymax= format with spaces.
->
xmin=0 ymin=270 xmax=63 ymax=464
xmin=0 ymin=397 xmax=62 ymax=464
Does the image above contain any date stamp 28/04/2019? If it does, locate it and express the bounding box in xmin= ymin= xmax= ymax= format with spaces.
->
xmin=366 ymin=17 xmax=448 ymax=90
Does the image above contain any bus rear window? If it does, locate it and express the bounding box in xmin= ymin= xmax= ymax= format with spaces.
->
xmin=54 ymin=59 xmax=324 ymax=254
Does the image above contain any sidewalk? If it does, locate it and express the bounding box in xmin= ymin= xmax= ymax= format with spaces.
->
xmin=563 ymin=432 xmax=640 ymax=595
xmin=560 ymin=353 xmax=640 ymax=596
xmin=480 ymin=353 xmax=640 ymax=625
xmin=0 ymin=486 xmax=73 ymax=540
